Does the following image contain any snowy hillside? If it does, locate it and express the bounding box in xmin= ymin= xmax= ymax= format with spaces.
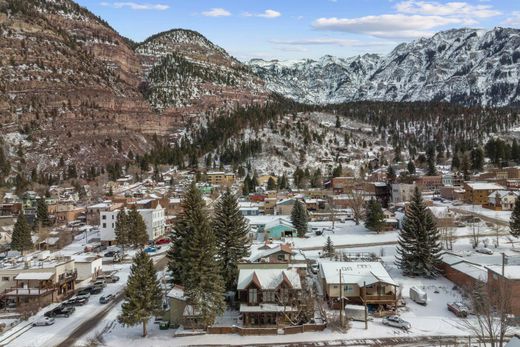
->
xmin=250 ymin=28 xmax=520 ymax=106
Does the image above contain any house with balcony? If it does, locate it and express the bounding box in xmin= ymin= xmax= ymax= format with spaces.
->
xmin=0 ymin=255 xmax=77 ymax=310
xmin=319 ymin=261 xmax=398 ymax=309
xmin=237 ymin=267 xmax=302 ymax=326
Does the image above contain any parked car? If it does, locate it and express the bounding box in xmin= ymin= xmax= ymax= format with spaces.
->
xmin=77 ymin=288 xmax=92 ymax=299
xmin=96 ymin=274 xmax=120 ymax=283
xmin=144 ymin=246 xmax=159 ymax=253
xmin=33 ymin=317 xmax=55 ymax=326
xmin=44 ymin=305 xmax=75 ymax=318
xmin=90 ymin=285 xmax=103 ymax=294
xmin=156 ymin=238 xmax=171 ymax=245
xmin=447 ymin=302 xmax=469 ymax=318
xmin=64 ymin=296 xmax=89 ymax=306
xmin=382 ymin=316 xmax=411 ymax=330
xmin=94 ymin=280 xmax=107 ymax=288
xmin=476 ymin=247 xmax=494 ymax=255
xmin=99 ymin=294 xmax=115 ymax=304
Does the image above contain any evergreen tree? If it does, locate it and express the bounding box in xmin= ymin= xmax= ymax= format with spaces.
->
xmin=471 ymin=147 xmax=485 ymax=172
xmin=510 ymin=195 xmax=520 ymax=238
xmin=386 ymin=165 xmax=396 ymax=184
xmin=407 ymin=160 xmax=416 ymax=175
xmin=213 ymin=190 xmax=251 ymax=290
xmin=267 ymin=176 xmax=276 ymax=191
xmin=36 ymin=198 xmax=51 ymax=227
xmin=118 ymin=251 xmax=162 ymax=337
xmin=335 ymin=115 xmax=341 ymax=128
xmin=364 ymin=199 xmax=385 ymax=233
xmin=0 ymin=143 xmax=10 ymax=186
xmin=115 ymin=209 xmax=130 ymax=254
xmin=242 ymin=175 xmax=251 ymax=196
xmin=395 ymin=187 xmax=442 ymax=278
xmin=127 ymin=206 xmax=148 ymax=248
xmin=426 ymin=145 xmax=437 ymax=176
xmin=181 ymin=186 xmax=225 ymax=326
xmin=332 ymin=164 xmax=343 ymax=178
xmin=322 ymin=236 xmax=334 ymax=258
xmin=11 ymin=214 xmax=33 ymax=255
xmin=451 ymin=152 xmax=460 ymax=171
xmin=291 ymin=200 xmax=308 ymax=237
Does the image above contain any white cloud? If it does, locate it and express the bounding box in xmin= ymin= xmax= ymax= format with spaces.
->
xmin=312 ymin=14 xmax=473 ymax=39
xmin=270 ymin=38 xmax=396 ymax=48
xmin=202 ymin=8 xmax=231 ymax=17
xmin=243 ymin=9 xmax=281 ymax=19
xmin=100 ymin=2 xmax=169 ymax=10
xmin=395 ymin=0 xmax=501 ymax=18
xmin=271 ymin=38 xmax=360 ymax=47
xmin=504 ymin=11 xmax=520 ymax=26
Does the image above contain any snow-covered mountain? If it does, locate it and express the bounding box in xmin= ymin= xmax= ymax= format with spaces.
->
xmin=250 ymin=28 xmax=520 ymax=106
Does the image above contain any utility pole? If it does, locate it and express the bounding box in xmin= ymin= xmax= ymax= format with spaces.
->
xmin=363 ymin=281 xmax=368 ymax=330
xmin=502 ymin=252 xmax=506 ymax=276
xmin=339 ymin=269 xmax=344 ymax=329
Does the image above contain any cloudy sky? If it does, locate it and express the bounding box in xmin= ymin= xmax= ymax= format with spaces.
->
xmin=77 ymin=0 xmax=519 ymax=61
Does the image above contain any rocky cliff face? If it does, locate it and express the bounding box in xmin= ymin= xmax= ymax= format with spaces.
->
xmin=250 ymin=28 xmax=520 ymax=107
xmin=0 ymin=1 xmax=269 ymax=175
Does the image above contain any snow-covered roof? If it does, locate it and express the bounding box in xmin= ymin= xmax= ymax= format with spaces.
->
xmin=167 ymin=285 xmax=186 ymax=301
xmin=452 ymin=262 xmax=487 ymax=283
xmin=488 ymin=190 xmax=519 ymax=199
xmin=465 ymin=182 xmax=504 ymax=191
xmin=88 ymin=203 xmax=111 ymax=209
xmin=265 ymin=218 xmax=295 ymax=231
xmin=15 ymin=272 xmax=54 ymax=281
xmin=487 ymin=266 xmax=520 ymax=279
xmin=239 ymin=303 xmax=298 ymax=313
xmin=249 ymin=244 xmax=292 ymax=262
xmin=319 ymin=261 xmax=397 ymax=287
xmin=237 ymin=268 xmax=301 ymax=290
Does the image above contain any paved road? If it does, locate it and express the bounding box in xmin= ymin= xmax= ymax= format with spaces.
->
xmin=54 ymin=255 xmax=169 ymax=347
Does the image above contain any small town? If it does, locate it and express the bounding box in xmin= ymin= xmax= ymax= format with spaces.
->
xmin=1 ymin=153 xmax=520 ymax=346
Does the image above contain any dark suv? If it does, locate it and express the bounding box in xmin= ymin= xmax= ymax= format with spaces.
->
xmin=44 ymin=305 xmax=75 ymax=318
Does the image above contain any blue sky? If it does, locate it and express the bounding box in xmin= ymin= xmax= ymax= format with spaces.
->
xmin=76 ymin=0 xmax=520 ymax=61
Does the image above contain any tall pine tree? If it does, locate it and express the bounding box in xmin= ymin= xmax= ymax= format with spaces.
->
xmin=181 ymin=184 xmax=225 ymax=326
xmin=115 ymin=209 xmax=130 ymax=254
xmin=36 ymin=198 xmax=51 ymax=227
xmin=118 ymin=251 xmax=162 ymax=337
xmin=364 ymin=199 xmax=385 ymax=233
xmin=396 ymin=187 xmax=442 ymax=278
xmin=127 ymin=206 xmax=148 ymax=248
xmin=11 ymin=214 xmax=33 ymax=255
xmin=322 ymin=236 xmax=335 ymax=258
xmin=291 ymin=200 xmax=308 ymax=237
xmin=212 ymin=189 xmax=251 ymax=290
xmin=168 ymin=183 xmax=206 ymax=285
xmin=510 ymin=195 xmax=520 ymax=238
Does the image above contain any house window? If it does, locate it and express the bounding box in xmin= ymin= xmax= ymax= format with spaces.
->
xmin=277 ymin=254 xmax=285 ymax=261
xmin=102 ymin=223 xmax=106 ymax=228
xmin=248 ymin=288 xmax=258 ymax=304
xmin=264 ymin=291 xmax=275 ymax=303
xmin=2 ymin=277 xmax=9 ymax=281
xmin=102 ymin=215 xmax=106 ymax=220
xmin=279 ymin=287 xmax=289 ymax=303
xmin=344 ymin=285 xmax=353 ymax=293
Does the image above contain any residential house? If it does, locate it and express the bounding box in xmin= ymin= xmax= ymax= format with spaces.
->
xmin=332 ymin=177 xmax=356 ymax=195
xmin=464 ymin=182 xmax=504 ymax=205
xmin=249 ymin=244 xmax=293 ymax=263
xmin=166 ymin=285 xmax=187 ymax=328
xmin=319 ymin=261 xmax=398 ymax=309
xmin=264 ymin=218 xmax=296 ymax=239
xmin=86 ymin=202 xmax=120 ymax=226
xmin=488 ymin=190 xmax=519 ymax=211
xmin=440 ymin=186 xmax=465 ymax=201
xmin=237 ymin=268 xmax=302 ymax=326
xmin=365 ymin=182 xmax=391 ymax=208
xmin=275 ymin=198 xmax=296 ymax=215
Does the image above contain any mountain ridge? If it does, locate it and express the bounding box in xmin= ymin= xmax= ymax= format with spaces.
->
xmin=249 ymin=27 xmax=520 ymax=107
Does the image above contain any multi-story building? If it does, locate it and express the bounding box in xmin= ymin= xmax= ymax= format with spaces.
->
xmin=99 ymin=204 xmax=165 ymax=245
xmin=391 ymin=183 xmax=416 ymax=204
xmin=206 ymin=172 xmax=235 ymax=186
xmin=0 ymin=255 xmax=77 ymax=309
xmin=463 ymin=182 xmax=504 ymax=205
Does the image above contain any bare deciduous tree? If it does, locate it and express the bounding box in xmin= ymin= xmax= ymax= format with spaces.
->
xmin=346 ymin=187 xmax=365 ymax=226
xmin=460 ymin=279 xmax=512 ymax=347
